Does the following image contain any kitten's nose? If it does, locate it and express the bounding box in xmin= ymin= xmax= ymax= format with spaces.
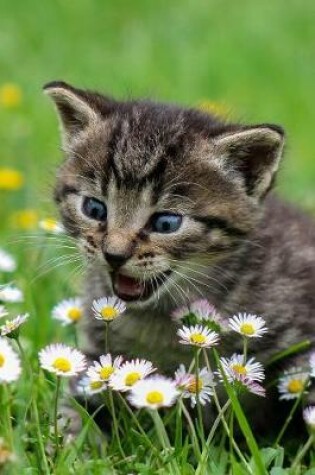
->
xmin=104 ymin=252 xmax=128 ymax=270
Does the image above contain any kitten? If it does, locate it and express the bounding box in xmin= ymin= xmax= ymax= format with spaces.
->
xmin=44 ymin=81 xmax=315 ymax=409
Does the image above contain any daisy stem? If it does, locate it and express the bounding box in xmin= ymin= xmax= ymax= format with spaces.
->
xmin=194 ymin=348 xmax=205 ymax=445
xmin=31 ymin=395 xmax=50 ymax=474
xmin=203 ymin=349 xmax=252 ymax=473
xmin=107 ymin=389 xmax=125 ymax=459
xmin=73 ymin=327 xmax=78 ymax=348
xmin=2 ymin=384 xmax=13 ymax=448
xmin=243 ymin=337 xmax=248 ymax=364
xmin=274 ymin=382 xmax=308 ymax=447
xmin=195 ymin=399 xmax=231 ymax=475
xmin=53 ymin=376 xmax=61 ymax=458
xmin=291 ymin=433 xmax=314 ymax=471
xmin=150 ymin=410 xmax=181 ymax=475
xmin=180 ymin=400 xmax=201 ymax=459
xmin=104 ymin=323 xmax=109 ymax=353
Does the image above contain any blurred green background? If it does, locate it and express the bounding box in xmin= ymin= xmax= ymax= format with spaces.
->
xmin=1 ymin=0 xmax=315 ymax=221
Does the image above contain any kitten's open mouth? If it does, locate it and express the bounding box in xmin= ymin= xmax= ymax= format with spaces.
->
xmin=111 ymin=271 xmax=172 ymax=302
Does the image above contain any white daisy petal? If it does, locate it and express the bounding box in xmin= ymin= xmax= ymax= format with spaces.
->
xmin=109 ymin=358 xmax=155 ymax=392
xmin=128 ymin=375 xmax=179 ymax=409
xmin=0 ymin=306 xmax=8 ymax=318
xmin=92 ymin=296 xmax=126 ymax=322
xmin=0 ymin=337 xmax=21 ymax=382
xmin=278 ymin=367 xmax=309 ymax=400
xmin=39 ymin=218 xmax=64 ymax=234
xmin=39 ymin=343 xmax=87 ymax=377
xmin=177 ymin=324 xmax=220 ymax=348
xmin=228 ymin=313 xmax=268 ymax=338
xmin=309 ymin=352 xmax=315 ymax=378
xmin=52 ymin=298 xmax=83 ymax=326
xmin=0 ymin=249 xmax=16 ymax=273
xmin=303 ymin=406 xmax=315 ymax=429
xmin=0 ymin=285 xmax=23 ymax=303
xmin=77 ymin=376 xmax=107 ymax=396
xmin=0 ymin=313 xmax=28 ymax=337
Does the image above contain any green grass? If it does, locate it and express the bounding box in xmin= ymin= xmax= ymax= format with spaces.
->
xmin=1 ymin=0 xmax=315 ymax=473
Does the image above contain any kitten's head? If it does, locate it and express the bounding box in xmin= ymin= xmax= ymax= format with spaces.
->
xmin=44 ymin=81 xmax=284 ymax=306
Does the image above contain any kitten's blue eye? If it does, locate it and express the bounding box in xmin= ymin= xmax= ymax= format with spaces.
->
xmin=151 ymin=213 xmax=182 ymax=234
xmin=82 ymin=197 xmax=107 ymax=221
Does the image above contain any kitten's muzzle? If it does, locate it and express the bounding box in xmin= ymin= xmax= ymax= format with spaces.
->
xmin=104 ymin=251 xmax=129 ymax=271
xmin=111 ymin=270 xmax=172 ymax=302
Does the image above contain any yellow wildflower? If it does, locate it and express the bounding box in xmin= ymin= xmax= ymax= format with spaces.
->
xmin=0 ymin=84 xmax=22 ymax=109
xmin=10 ymin=209 xmax=39 ymax=230
xmin=197 ymin=100 xmax=230 ymax=118
xmin=0 ymin=168 xmax=24 ymax=191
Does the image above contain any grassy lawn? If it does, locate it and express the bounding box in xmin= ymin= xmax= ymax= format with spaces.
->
xmin=0 ymin=0 xmax=315 ymax=473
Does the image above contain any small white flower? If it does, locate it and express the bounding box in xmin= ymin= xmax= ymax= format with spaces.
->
xmin=175 ymin=364 xmax=214 ymax=407
xmin=303 ymin=406 xmax=315 ymax=429
xmin=0 ymin=249 xmax=16 ymax=273
xmin=109 ymin=359 xmax=155 ymax=392
xmin=0 ymin=306 xmax=8 ymax=318
xmin=0 ymin=313 xmax=28 ymax=337
xmin=219 ymin=354 xmax=265 ymax=383
xmin=52 ymin=298 xmax=83 ymax=326
xmin=39 ymin=343 xmax=87 ymax=377
xmin=177 ymin=324 xmax=220 ymax=348
xmin=228 ymin=313 xmax=268 ymax=338
xmin=0 ymin=337 xmax=21 ymax=382
xmin=172 ymin=299 xmax=221 ymax=324
xmin=278 ymin=367 xmax=309 ymax=400
xmin=242 ymin=380 xmax=266 ymax=397
xmin=39 ymin=218 xmax=64 ymax=234
xmin=77 ymin=376 xmax=107 ymax=396
xmin=92 ymin=296 xmax=126 ymax=322
xmin=87 ymin=353 xmax=123 ymax=383
xmin=0 ymin=285 xmax=23 ymax=303
xmin=128 ymin=375 xmax=179 ymax=409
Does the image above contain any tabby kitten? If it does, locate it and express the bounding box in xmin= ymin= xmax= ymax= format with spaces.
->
xmin=45 ymin=81 xmax=315 ymax=397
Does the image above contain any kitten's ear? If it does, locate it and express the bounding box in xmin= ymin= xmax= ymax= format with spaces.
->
xmin=213 ymin=125 xmax=285 ymax=198
xmin=43 ymin=81 xmax=100 ymax=142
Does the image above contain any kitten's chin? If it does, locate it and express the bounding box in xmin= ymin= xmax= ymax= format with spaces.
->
xmin=110 ymin=271 xmax=172 ymax=304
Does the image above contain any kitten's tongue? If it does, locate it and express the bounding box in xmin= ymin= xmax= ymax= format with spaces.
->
xmin=114 ymin=273 xmax=145 ymax=299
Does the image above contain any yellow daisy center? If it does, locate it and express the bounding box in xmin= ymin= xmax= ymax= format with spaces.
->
xmin=99 ymin=366 xmax=114 ymax=380
xmin=146 ymin=391 xmax=164 ymax=405
xmin=0 ymin=168 xmax=24 ymax=191
xmin=287 ymin=379 xmax=304 ymax=394
xmin=187 ymin=377 xmax=203 ymax=394
xmin=0 ymin=353 xmax=5 ymax=367
xmin=231 ymin=364 xmax=247 ymax=376
xmin=67 ymin=307 xmax=82 ymax=322
xmin=100 ymin=306 xmax=119 ymax=320
xmin=189 ymin=333 xmax=206 ymax=345
xmin=240 ymin=323 xmax=255 ymax=336
xmin=41 ymin=219 xmax=58 ymax=231
xmin=90 ymin=380 xmax=103 ymax=390
xmin=125 ymin=371 xmax=141 ymax=386
xmin=52 ymin=357 xmax=72 ymax=373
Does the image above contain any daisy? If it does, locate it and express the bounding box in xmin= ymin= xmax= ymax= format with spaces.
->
xmin=0 ymin=284 xmax=23 ymax=303
xmin=39 ymin=343 xmax=87 ymax=377
xmin=77 ymin=376 xmax=107 ymax=396
xmin=172 ymin=299 xmax=221 ymax=324
xmin=228 ymin=313 xmax=268 ymax=338
xmin=109 ymin=359 xmax=155 ymax=392
xmin=92 ymin=296 xmax=126 ymax=322
xmin=177 ymin=324 xmax=220 ymax=348
xmin=128 ymin=375 xmax=179 ymax=409
xmin=87 ymin=353 xmax=123 ymax=383
xmin=0 ymin=337 xmax=21 ymax=382
xmin=0 ymin=313 xmax=28 ymax=338
xmin=39 ymin=218 xmax=64 ymax=234
xmin=175 ymin=364 xmax=214 ymax=407
xmin=0 ymin=249 xmax=16 ymax=273
xmin=242 ymin=379 xmax=266 ymax=397
xmin=219 ymin=354 xmax=265 ymax=383
xmin=278 ymin=367 xmax=309 ymax=400
xmin=52 ymin=298 xmax=84 ymax=326
xmin=303 ymin=406 xmax=315 ymax=429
